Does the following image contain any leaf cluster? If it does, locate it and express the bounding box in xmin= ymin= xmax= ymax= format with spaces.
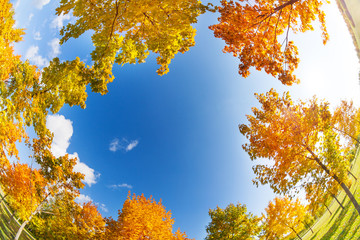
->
xmin=104 ymin=192 xmax=191 ymax=240
xmin=205 ymin=203 xmax=262 ymax=240
xmin=55 ymin=0 xmax=208 ymax=93
xmin=261 ymin=196 xmax=306 ymax=239
xmin=209 ymin=0 xmax=329 ymax=84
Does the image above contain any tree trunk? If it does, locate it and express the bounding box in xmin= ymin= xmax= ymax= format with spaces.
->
xmin=348 ymin=170 xmax=358 ymax=181
xmin=306 ymin=147 xmax=360 ymax=215
xmin=0 ymin=193 xmax=7 ymax=205
xmin=256 ymin=0 xmax=300 ymax=26
xmin=330 ymin=193 xmax=344 ymax=209
xmin=273 ymin=0 xmax=300 ymax=12
xmin=324 ymin=204 xmax=332 ymax=215
xmin=289 ymin=226 xmax=302 ymax=240
xmin=14 ymin=217 xmax=32 ymax=240
xmin=339 ymin=182 xmax=360 ymax=214
xmin=303 ymin=221 xmax=314 ymax=233
xmin=14 ymin=195 xmax=47 ymax=240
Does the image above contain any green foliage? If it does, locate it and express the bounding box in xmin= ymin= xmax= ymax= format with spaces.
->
xmin=55 ymin=0 xmax=210 ymax=95
xmin=205 ymin=203 xmax=262 ymax=240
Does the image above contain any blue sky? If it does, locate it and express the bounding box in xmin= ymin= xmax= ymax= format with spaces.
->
xmin=12 ymin=0 xmax=360 ymax=239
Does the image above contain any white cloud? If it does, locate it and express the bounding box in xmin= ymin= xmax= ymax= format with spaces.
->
xmin=109 ymin=138 xmax=139 ymax=152
xmin=28 ymin=13 xmax=34 ymax=22
xmin=33 ymin=0 xmax=50 ymax=9
xmin=46 ymin=115 xmax=99 ymax=187
xmin=25 ymin=45 xmax=48 ymax=67
xmin=109 ymin=138 xmax=120 ymax=152
xmin=46 ymin=115 xmax=73 ymax=158
xmin=51 ymin=13 xmax=70 ymax=30
xmin=76 ymin=194 xmax=93 ymax=204
xmin=109 ymin=183 xmax=133 ymax=190
xmin=34 ymin=31 xmax=41 ymax=40
xmin=49 ymin=38 xmax=60 ymax=58
xmin=70 ymin=152 xmax=100 ymax=187
xmin=99 ymin=203 xmax=108 ymax=212
xmin=126 ymin=140 xmax=138 ymax=152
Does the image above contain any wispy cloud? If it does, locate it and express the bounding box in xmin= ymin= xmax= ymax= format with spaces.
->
xmin=28 ymin=13 xmax=34 ymax=22
xmin=46 ymin=115 xmax=100 ymax=186
xmin=109 ymin=138 xmax=120 ymax=152
xmin=76 ymin=195 xmax=108 ymax=212
xmin=49 ymin=38 xmax=60 ymax=58
xmin=109 ymin=138 xmax=139 ymax=152
xmin=25 ymin=45 xmax=48 ymax=67
xmin=51 ymin=12 xmax=70 ymax=30
xmin=33 ymin=0 xmax=50 ymax=9
xmin=34 ymin=31 xmax=41 ymax=40
xmin=109 ymin=183 xmax=133 ymax=190
xmin=14 ymin=0 xmax=21 ymax=9
xmin=98 ymin=203 xmax=108 ymax=212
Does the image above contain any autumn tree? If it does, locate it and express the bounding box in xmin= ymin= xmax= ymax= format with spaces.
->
xmin=104 ymin=192 xmax=190 ymax=240
xmin=304 ymin=129 xmax=348 ymax=214
xmin=0 ymin=3 xmax=105 ymax=239
xmin=238 ymin=89 xmax=360 ymax=215
xmin=0 ymin=0 xmax=44 ymax=169
xmin=0 ymin=163 xmax=46 ymax=223
xmin=261 ymin=196 xmax=306 ymax=240
xmin=300 ymin=126 xmax=346 ymax=215
xmin=331 ymin=100 xmax=360 ymax=148
xmin=0 ymin=0 xmax=94 ymax=173
xmin=209 ymin=0 xmax=329 ymax=85
xmin=205 ymin=203 xmax=262 ymax=240
xmin=48 ymin=0 xmax=212 ymax=97
xmin=31 ymin=193 xmax=105 ymax=240
xmin=1 ymin=153 xmax=85 ymax=240
xmin=0 ymin=0 xmax=24 ymax=82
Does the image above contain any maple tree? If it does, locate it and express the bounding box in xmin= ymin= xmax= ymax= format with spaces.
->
xmin=0 ymin=0 xmax=43 ymax=169
xmin=0 ymin=163 xmax=46 ymax=223
xmin=0 ymin=0 xmax=92 ymax=173
xmin=205 ymin=203 xmax=262 ymax=240
xmin=0 ymin=153 xmax=85 ymax=240
xmin=0 ymin=0 xmax=99 ymax=198
xmin=0 ymin=3 xmax=107 ymax=239
xmin=104 ymin=192 xmax=190 ymax=240
xmin=51 ymin=0 xmax=212 ymax=96
xmin=261 ymin=196 xmax=306 ymax=240
xmin=239 ymin=89 xmax=360 ymax=215
xmin=31 ymin=193 xmax=105 ymax=240
xmin=75 ymin=201 xmax=106 ymax=239
xmin=0 ymin=3 xmax=93 ymax=238
xmin=209 ymin=0 xmax=329 ymax=85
